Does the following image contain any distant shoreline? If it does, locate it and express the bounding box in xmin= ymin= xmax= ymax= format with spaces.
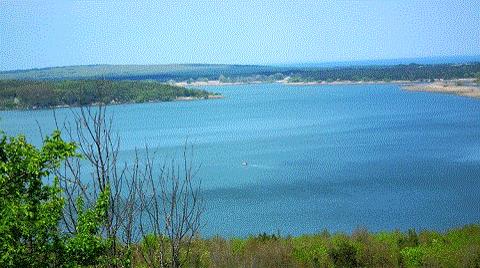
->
xmin=278 ymin=79 xmax=413 ymax=86
xmin=1 ymin=95 xmax=224 ymax=111
xmin=178 ymin=79 xmax=415 ymax=87
xmin=402 ymin=79 xmax=480 ymax=99
xmin=174 ymin=81 xmax=264 ymax=87
xmin=180 ymin=78 xmax=480 ymax=100
xmin=174 ymin=94 xmax=224 ymax=101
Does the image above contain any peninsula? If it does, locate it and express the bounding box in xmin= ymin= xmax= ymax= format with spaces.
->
xmin=0 ymin=80 xmax=221 ymax=110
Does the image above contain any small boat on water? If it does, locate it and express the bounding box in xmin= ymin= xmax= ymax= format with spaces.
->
xmin=241 ymin=161 xmax=248 ymax=166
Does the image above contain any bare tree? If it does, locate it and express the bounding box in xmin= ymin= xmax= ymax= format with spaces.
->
xmin=138 ymin=145 xmax=204 ymax=268
xmin=55 ymin=105 xmax=204 ymax=268
xmin=55 ymin=105 xmax=142 ymax=264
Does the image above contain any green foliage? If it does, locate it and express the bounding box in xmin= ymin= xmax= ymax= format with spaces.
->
xmin=137 ymin=234 xmax=166 ymax=266
xmin=0 ymin=64 xmax=281 ymax=81
xmin=213 ymin=62 xmax=480 ymax=84
xmin=182 ymin=239 xmax=211 ymax=268
xmin=399 ymin=229 xmax=419 ymax=248
xmin=241 ymin=235 xmax=295 ymax=267
xmin=141 ymin=226 xmax=480 ymax=268
xmin=328 ymin=234 xmax=358 ymax=267
xmin=65 ymin=186 xmax=111 ymax=266
xmin=292 ymin=234 xmax=332 ymax=267
xmin=0 ymin=131 xmax=112 ymax=267
xmin=352 ymin=228 xmax=399 ymax=267
xmin=1 ymin=62 xmax=479 ymax=85
xmin=0 ymin=131 xmax=75 ymax=267
xmin=230 ymin=238 xmax=247 ymax=255
xmin=0 ymin=80 xmax=215 ymax=110
xmin=288 ymin=63 xmax=480 ymax=82
xmin=400 ymin=246 xmax=424 ymax=267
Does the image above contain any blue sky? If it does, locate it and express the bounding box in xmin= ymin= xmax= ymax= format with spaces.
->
xmin=1 ymin=0 xmax=479 ymax=71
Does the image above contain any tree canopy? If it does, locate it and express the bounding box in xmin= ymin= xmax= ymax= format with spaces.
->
xmin=0 ymin=80 xmax=215 ymax=110
xmin=0 ymin=131 xmax=110 ymax=267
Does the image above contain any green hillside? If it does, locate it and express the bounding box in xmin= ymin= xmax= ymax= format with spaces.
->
xmin=1 ymin=62 xmax=479 ymax=82
xmin=0 ymin=64 xmax=282 ymax=81
xmin=0 ymin=80 xmax=217 ymax=110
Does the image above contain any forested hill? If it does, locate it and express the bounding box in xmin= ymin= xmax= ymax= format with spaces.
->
xmin=0 ymin=64 xmax=282 ymax=81
xmin=0 ymin=80 xmax=217 ymax=110
xmin=1 ymin=62 xmax=479 ymax=82
xmin=287 ymin=62 xmax=480 ymax=82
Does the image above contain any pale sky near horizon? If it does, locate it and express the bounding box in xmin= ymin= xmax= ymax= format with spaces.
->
xmin=0 ymin=0 xmax=479 ymax=71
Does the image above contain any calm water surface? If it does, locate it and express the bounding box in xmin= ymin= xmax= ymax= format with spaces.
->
xmin=2 ymin=83 xmax=480 ymax=237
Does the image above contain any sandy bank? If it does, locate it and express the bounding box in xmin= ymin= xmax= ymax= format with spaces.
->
xmin=176 ymin=79 xmax=415 ymax=87
xmin=403 ymin=80 xmax=480 ymax=99
xmin=280 ymin=80 xmax=412 ymax=86
xmin=174 ymin=81 xmax=262 ymax=87
xmin=174 ymin=95 xmax=224 ymax=101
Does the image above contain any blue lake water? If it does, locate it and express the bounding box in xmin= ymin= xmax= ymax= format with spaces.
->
xmin=1 ymin=83 xmax=480 ymax=237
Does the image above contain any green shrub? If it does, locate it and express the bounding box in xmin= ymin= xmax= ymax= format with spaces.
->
xmin=328 ymin=235 xmax=358 ymax=267
xmin=353 ymin=228 xmax=399 ymax=267
xmin=64 ymin=186 xmax=111 ymax=266
xmin=182 ymin=238 xmax=211 ymax=268
xmin=0 ymin=131 xmax=111 ymax=267
xmin=400 ymin=247 xmax=424 ymax=267
xmin=242 ymin=236 xmax=295 ymax=268
xmin=399 ymin=229 xmax=419 ymax=249
xmin=292 ymin=235 xmax=332 ymax=267
xmin=0 ymin=131 xmax=75 ymax=267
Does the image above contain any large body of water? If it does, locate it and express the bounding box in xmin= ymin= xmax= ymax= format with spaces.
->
xmin=2 ymin=83 xmax=480 ymax=237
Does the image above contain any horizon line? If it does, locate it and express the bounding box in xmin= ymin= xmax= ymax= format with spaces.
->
xmin=2 ymin=54 xmax=480 ymax=73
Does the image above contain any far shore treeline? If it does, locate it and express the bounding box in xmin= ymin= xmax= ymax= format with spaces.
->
xmin=1 ymin=62 xmax=480 ymax=83
xmin=0 ymin=80 xmax=216 ymax=110
xmin=1 ymin=62 xmax=479 ymax=110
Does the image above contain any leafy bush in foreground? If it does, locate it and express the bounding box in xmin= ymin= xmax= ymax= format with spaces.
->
xmin=0 ymin=131 xmax=110 ymax=267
